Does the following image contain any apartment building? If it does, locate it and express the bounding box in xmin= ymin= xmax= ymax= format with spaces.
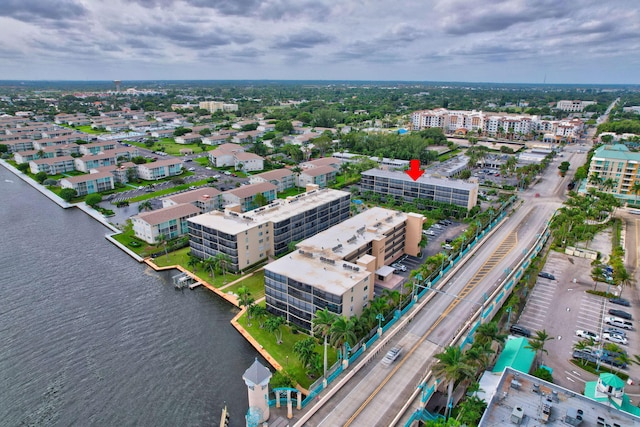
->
xmin=162 ymin=187 xmax=222 ymax=213
xmin=79 ymin=141 xmax=119 ymax=155
xmin=60 ymin=172 xmax=114 ymax=196
xmin=234 ymin=152 xmax=264 ymax=172
xmin=132 ymin=203 xmax=201 ymax=244
xmin=187 ymin=187 xmax=351 ymax=272
xmin=556 ymin=100 xmax=597 ymax=112
xmin=208 ymin=143 xmax=245 ymax=167
xmin=411 ymin=108 xmax=584 ymax=142
xmin=361 ymin=168 xmax=478 ymax=210
xmin=297 ymin=165 xmax=337 ymax=188
xmin=587 ymin=144 xmax=640 ymax=204
xmin=249 ymin=169 xmax=295 ymax=192
xmin=136 ymin=158 xmax=183 ymax=181
xmin=29 ymin=156 xmax=76 ymax=175
xmin=220 ymin=182 xmax=277 ymax=212
xmin=198 ymin=101 xmax=239 ymax=113
xmin=264 ymin=206 xmax=424 ymax=331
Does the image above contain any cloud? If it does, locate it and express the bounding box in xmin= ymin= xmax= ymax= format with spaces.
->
xmin=436 ymin=0 xmax=576 ymax=35
xmin=0 ymin=0 xmax=87 ymax=23
xmin=272 ymin=30 xmax=333 ymax=49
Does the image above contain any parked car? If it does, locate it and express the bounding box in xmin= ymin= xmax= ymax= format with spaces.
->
xmin=509 ymin=324 xmax=531 ymax=337
xmin=538 ymin=272 xmax=556 ymax=280
xmin=601 ymin=354 xmax=628 ymax=369
xmin=576 ymin=330 xmax=600 ymax=342
xmin=445 ymin=239 xmax=453 ymax=244
xmin=609 ymin=298 xmax=631 ymax=307
xmin=603 ymin=332 xmax=628 ymax=345
xmin=609 ymin=309 xmax=633 ymax=320
xmin=188 ymin=167 xmax=196 ymax=171
xmin=572 ymin=350 xmax=598 ymax=364
xmin=604 ymin=327 xmax=627 ymax=337
xmin=442 ymin=219 xmax=452 ymax=225
xmin=443 ymin=244 xmax=453 ymax=250
xmin=381 ymin=346 xmax=402 ymax=366
xmin=391 ymin=263 xmax=406 ymax=272
xmin=605 ymin=316 xmax=633 ymax=330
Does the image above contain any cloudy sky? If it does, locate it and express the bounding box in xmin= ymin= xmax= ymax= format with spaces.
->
xmin=1 ymin=0 xmax=639 ymax=84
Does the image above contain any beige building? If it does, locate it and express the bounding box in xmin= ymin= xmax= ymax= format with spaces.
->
xmin=264 ymin=206 xmax=425 ymax=331
xmin=187 ymin=187 xmax=351 ymax=272
xmin=161 ymin=187 xmax=222 ymax=213
xmin=587 ymin=144 xmax=640 ymax=204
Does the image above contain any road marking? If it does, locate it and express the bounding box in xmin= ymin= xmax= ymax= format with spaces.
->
xmin=566 ymin=377 xmax=575 ymax=382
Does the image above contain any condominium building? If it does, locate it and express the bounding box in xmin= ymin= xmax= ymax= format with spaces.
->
xmin=135 ymin=158 xmax=183 ymax=181
xmin=60 ymin=172 xmax=114 ymax=196
xmin=264 ymin=206 xmax=425 ymax=331
xmin=556 ymin=100 xmax=597 ymax=112
xmin=361 ymin=168 xmax=478 ymax=210
xmin=198 ymin=101 xmax=239 ymax=113
xmin=132 ymin=203 xmax=201 ymax=244
xmin=220 ymin=182 xmax=277 ymax=213
xmin=249 ymin=168 xmax=295 ymax=192
xmin=29 ymin=156 xmax=76 ymax=175
xmin=162 ymin=187 xmax=222 ymax=213
xmin=187 ymin=187 xmax=351 ymax=272
xmin=587 ymin=144 xmax=640 ymax=204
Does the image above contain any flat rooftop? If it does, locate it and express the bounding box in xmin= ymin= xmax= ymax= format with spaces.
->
xmin=362 ymin=168 xmax=478 ymax=190
xmin=296 ymin=206 xmax=410 ymax=259
xmin=188 ymin=188 xmax=350 ymax=235
xmin=479 ymin=367 xmax=640 ymax=426
xmin=266 ymin=250 xmax=370 ymax=297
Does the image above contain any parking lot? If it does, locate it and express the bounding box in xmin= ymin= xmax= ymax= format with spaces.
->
xmin=512 ymin=250 xmax=640 ymax=391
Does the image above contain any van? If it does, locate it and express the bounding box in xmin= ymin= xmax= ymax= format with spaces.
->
xmin=604 ymin=316 xmax=633 ymax=330
xmin=510 ymin=324 xmax=531 ymax=337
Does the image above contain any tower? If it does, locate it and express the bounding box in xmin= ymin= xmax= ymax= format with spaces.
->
xmin=243 ymin=358 xmax=271 ymax=426
xmin=113 ymin=80 xmax=121 ymax=92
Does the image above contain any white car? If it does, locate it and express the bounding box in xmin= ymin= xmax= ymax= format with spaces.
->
xmin=381 ymin=346 xmax=402 ymax=366
xmin=391 ymin=263 xmax=406 ymax=272
xmin=576 ymin=330 xmax=600 ymax=342
xmin=188 ymin=167 xmax=196 ymax=171
xmin=603 ymin=332 xmax=628 ymax=345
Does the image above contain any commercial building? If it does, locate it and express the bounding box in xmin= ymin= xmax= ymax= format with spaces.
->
xmin=360 ymin=168 xmax=478 ymax=210
xmin=264 ymin=206 xmax=424 ymax=331
xmin=478 ymin=367 xmax=640 ymax=426
xmin=556 ymin=100 xmax=597 ymax=112
xmin=587 ymin=144 xmax=640 ymax=204
xmin=132 ymin=203 xmax=201 ymax=244
xmin=187 ymin=187 xmax=351 ymax=272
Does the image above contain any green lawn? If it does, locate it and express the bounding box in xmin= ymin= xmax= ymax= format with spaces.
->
xmin=225 ymin=270 xmax=266 ymax=300
xmin=152 ymin=247 xmax=241 ymax=286
xmin=75 ymin=125 xmax=105 ymax=135
xmin=236 ymin=310 xmax=337 ymax=389
xmin=125 ymin=179 xmax=211 ymax=203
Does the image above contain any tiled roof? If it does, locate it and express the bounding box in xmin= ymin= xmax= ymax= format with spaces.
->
xmin=135 ymin=203 xmax=200 ymax=226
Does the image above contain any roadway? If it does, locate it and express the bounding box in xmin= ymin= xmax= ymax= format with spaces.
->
xmin=295 ymin=148 xmax=575 ymax=426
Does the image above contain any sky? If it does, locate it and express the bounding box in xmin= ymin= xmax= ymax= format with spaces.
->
xmin=1 ymin=0 xmax=639 ymax=84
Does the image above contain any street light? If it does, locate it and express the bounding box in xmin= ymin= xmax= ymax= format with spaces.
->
xmin=376 ymin=313 xmax=384 ymax=336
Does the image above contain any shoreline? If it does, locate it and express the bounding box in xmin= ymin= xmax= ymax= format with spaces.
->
xmin=0 ymin=159 xmax=283 ymax=376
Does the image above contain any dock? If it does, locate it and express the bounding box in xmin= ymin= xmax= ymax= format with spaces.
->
xmin=188 ymin=282 xmax=202 ymax=290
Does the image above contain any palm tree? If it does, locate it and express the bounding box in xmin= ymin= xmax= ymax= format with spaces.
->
xmin=265 ymin=316 xmax=284 ymax=344
xmin=236 ymin=286 xmax=254 ymax=311
xmin=156 ymin=233 xmax=168 ymax=260
xmin=251 ymin=305 xmax=268 ymax=329
xmin=312 ymin=308 xmax=337 ymax=378
xmin=632 ymin=181 xmax=640 ymax=206
xmin=246 ymin=303 xmax=260 ymax=327
xmin=591 ymin=266 xmax=606 ymax=291
xmin=465 ymin=341 xmax=495 ymax=373
xmin=329 ymin=316 xmax=358 ymax=361
xmin=187 ymin=254 xmax=200 ymax=272
xmin=213 ymin=252 xmax=233 ymax=280
xmin=293 ymin=337 xmax=317 ymax=373
xmin=291 ymin=166 xmax=303 ymax=193
xmin=203 ymin=256 xmax=217 ymax=279
xmin=138 ymin=200 xmax=153 ymax=212
xmin=526 ymin=329 xmax=554 ymax=368
xmin=572 ymin=339 xmax=594 ymax=366
xmin=614 ymin=269 xmax=632 ymax=297
xmin=432 ymin=346 xmax=476 ymax=419
xmin=474 ymin=321 xmax=507 ymax=350
xmin=381 ymin=289 xmax=401 ymax=315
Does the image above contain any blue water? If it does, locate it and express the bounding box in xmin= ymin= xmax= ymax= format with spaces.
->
xmin=0 ymin=166 xmax=261 ymax=426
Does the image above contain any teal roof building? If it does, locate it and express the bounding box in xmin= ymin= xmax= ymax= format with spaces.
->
xmin=492 ymin=337 xmax=536 ymax=374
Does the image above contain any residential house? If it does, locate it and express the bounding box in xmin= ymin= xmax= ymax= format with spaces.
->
xmin=209 ymin=143 xmax=245 ymax=168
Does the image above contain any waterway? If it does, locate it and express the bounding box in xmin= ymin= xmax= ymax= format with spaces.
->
xmin=0 ymin=166 xmax=260 ymax=426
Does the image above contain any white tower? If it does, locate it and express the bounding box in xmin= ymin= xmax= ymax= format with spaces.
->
xmin=243 ymin=358 xmax=272 ymax=426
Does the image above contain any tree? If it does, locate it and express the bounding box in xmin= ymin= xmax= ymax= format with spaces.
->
xmin=632 ymin=181 xmax=640 ymax=206
xmin=156 ymin=233 xmax=169 ymax=260
xmin=138 ymin=200 xmax=153 ymax=212
xmin=254 ymin=192 xmax=268 ymax=207
xmin=433 ymin=346 xmax=476 ymax=420
xmin=329 ymin=316 xmax=357 ymax=360
xmin=526 ymin=329 xmax=554 ymax=368
xmin=313 ymin=308 xmax=337 ymax=377
xmin=35 ymin=171 xmax=48 ymax=183
xmin=591 ymin=266 xmax=606 ymax=291
xmin=203 ymin=256 xmax=217 ymax=279
xmin=85 ymin=193 xmax=103 ymax=207
xmin=213 ymin=252 xmax=232 ymax=278
xmin=275 ymin=120 xmax=294 ymax=134
xmin=474 ymin=321 xmax=507 ymax=350
xmin=293 ymin=337 xmax=318 ymax=373
xmin=252 ymin=305 xmax=268 ymax=329
xmin=59 ymin=188 xmax=77 ymax=202
xmin=265 ymin=316 xmax=284 ymax=344
xmin=532 ymin=367 xmax=553 ymax=382
xmin=291 ymin=166 xmax=303 ymax=192
xmin=16 ymin=163 xmax=29 ymax=173
xmin=237 ymin=286 xmax=254 ymax=312
xmin=573 ymin=338 xmax=595 ymax=365
xmin=199 ymin=128 xmax=212 ymax=136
